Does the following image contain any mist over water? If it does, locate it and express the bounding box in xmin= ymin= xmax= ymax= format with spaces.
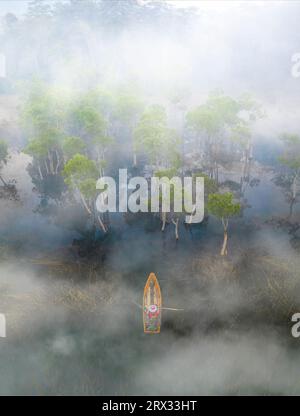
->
xmin=0 ymin=0 xmax=300 ymax=395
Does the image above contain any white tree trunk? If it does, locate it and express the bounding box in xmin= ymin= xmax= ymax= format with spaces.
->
xmin=0 ymin=175 xmax=7 ymax=187
xmin=48 ymin=151 xmax=55 ymax=175
xmin=44 ymin=160 xmax=49 ymax=175
xmin=79 ymin=192 xmax=92 ymax=215
xmin=55 ymin=150 xmax=60 ymax=174
xmin=221 ymin=218 xmax=229 ymax=256
xmin=292 ymin=171 xmax=299 ymax=200
xmin=172 ymin=218 xmax=179 ymax=240
xmin=97 ymin=215 xmax=107 ymax=233
xmin=220 ymin=231 xmax=228 ymax=256
xmin=37 ymin=162 xmax=43 ymax=180
xmin=161 ymin=212 xmax=167 ymax=231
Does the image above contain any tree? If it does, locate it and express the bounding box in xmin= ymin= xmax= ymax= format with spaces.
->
xmin=92 ymin=134 xmax=113 ymax=176
xmin=278 ymin=133 xmax=300 ymax=218
xmin=154 ymin=168 xmax=180 ymax=237
xmin=70 ymin=96 xmax=106 ymax=140
xmin=22 ymin=81 xmax=67 ymax=178
xmin=24 ymin=128 xmax=63 ymax=177
xmin=154 ymin=167 xmax=200 ymax=241
xmin=134 ymin=105 xmax=181 ymax=170
xmin=24 ymin=137 xmax=48 ymax=180
xmin=62 ymin=154 xmax=107 ymax=233
xmin=166 ymin=85 xmax=189 ymax=170
xmin=207 ymin=192 xmax=241 ymax=256
xmin=186 ymin=91 xmax=240 ymax=183
xmin=112 ymin=89 xmax=144 ymax=166
xmin=192 ymin=172 xmax=218 ymax=208
xmin=62 ymin=136 xmax=86 ymax=162
xmin=231 ymin=93 xmax=264 ymax=192
xmin=69 ymin=91 xmax=113 ymax=174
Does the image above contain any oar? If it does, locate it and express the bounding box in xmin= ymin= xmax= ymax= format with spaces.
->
xmin=131 ymin=300 xmax=143 ymax=309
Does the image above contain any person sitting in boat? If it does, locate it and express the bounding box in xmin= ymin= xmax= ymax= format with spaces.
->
xmin=147 ymin=304 xmax=160 ymax=319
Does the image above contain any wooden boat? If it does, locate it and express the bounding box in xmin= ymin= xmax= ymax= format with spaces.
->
xmin=143 ymin=273 xmax=162 ymax=334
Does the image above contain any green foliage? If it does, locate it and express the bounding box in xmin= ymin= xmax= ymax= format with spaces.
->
xmin=112 ymin=92 xmax=144 ymax=125
xmin=154 ymin=168 xmax=178 ymax=179
xmin=22 ymin=80 xmax=66 ymax=134
xmin=134 ymin=105 xmax=180 ymax=166
xmin=207 ymin=192 xmax=241 ymax=220
xmin=92 ymin=134 xmax=114 ymax=148
xmin=229 ymin=123 xmax=251 ymax=147
xmin=193 ymin=172 xmax=218 ymax=198
xmin=70 ymin=99 xmax=106 ymax=138
xmin=186 ymin=91 xmax=240 ymax=136
xmin=206 ymin=91 xmax=240 ymax=126
xmin=0 ymin=140 xmax=8 ymax=162
xmin=186 ymin=104 xmax=221 ymax=136
xmin=62 ymin=136 xmax=86 ymax=160
xmin=62 ymin=154 xmax=98 ymax=190
xmin=238 ymin=92 xmax=265 ymax=121
xmin=154 ymin=168 xmax=183 ymax=207
xmin=78 ymin=178 xmax=98 ymax=200
xmin=24 ymin=137 xmax=48 ymax=159
xmin=22 ymin=81 xmax=67 ymax=177
xmin=278 ymin=133 xmax=300 ymax=171
xmin=24 ymin=127 xmax=62 ymax=158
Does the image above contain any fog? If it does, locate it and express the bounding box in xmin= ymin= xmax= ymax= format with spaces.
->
xmin=0 ymin=0 xmax=300 ymax=395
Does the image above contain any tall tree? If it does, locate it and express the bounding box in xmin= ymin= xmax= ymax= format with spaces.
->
xmin=134 ymin=105 xmax=181 ymax=171
xmin=207 ymin=192 xmax=241 ymax=256
xmin=69 ymin=91 xmax=113 ymax=175
xmin=186 ymin=91 xmax=240 ymax=183
xmin=233 ymin=93 xmax=264 ymax=192
xmin=62 ymin=136 xmax=86 ymax=163
xmin=22 ymin=81 xmax=67 ymax=178
xmin=112 ymin=88 xmax=144 ymax=166
xmin=63 ymin=154 xmax=107 ymax=233
xmin=278 ymin=133 xmax=300 ymax=218
xmin=154 ymin=168 xmax=181 ymax=238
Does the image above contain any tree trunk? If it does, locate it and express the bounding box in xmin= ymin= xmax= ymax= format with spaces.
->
xmin=161 ymin=212 xmax=167 ymax=231
xmin=48 ymin=150 xmax=55 ymax=175
xmin=292 ymin=171 xmax=299 ymax=200
xmin=0 ymin=174 xmax=8 ymax=187
xmin=242 ymin=150 xmax=248 ymax=180
xmin=37 ymin=162 xmax=43 ymax=180
xmin=172 ymin=218 xmax=179 ymax=240
xmin=221 ymin=218 xmax=229 ymax=256
xmin=288 ymin=198 xmax=296 ymax=219
xmin=220 ymin=230 xmax=228 ymax=256
xmin=214 ymin=160 xmax=219 ymax=183
xmin=79 ymin=192 xmax=92 ymax=215
xmin=55 ymin=150 xmax=60 ymax=174
xmin=133 ymin=152 xmax=137 ymax=167
xmin=97 ymin=215 xmax=107 ymax=233
xmin=44 ymin=160 xmax=49 ymax=175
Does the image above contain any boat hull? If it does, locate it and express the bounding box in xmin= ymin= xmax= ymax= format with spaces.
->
xmin=143 ymin=273 xmax=162 ymax=334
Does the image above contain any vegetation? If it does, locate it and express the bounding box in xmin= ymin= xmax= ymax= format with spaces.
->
xmin=0 ymin=139 xmax=8 ymax=187
xmin=0 ymin=0 xmax=300 ymax=397
xmin=0 ymin=0 xmax=298 ymax=283
xmin=207 ymin=193 xmax=241 ymax=256
xmin=278 ymin=133 xmax=300 ymax=218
